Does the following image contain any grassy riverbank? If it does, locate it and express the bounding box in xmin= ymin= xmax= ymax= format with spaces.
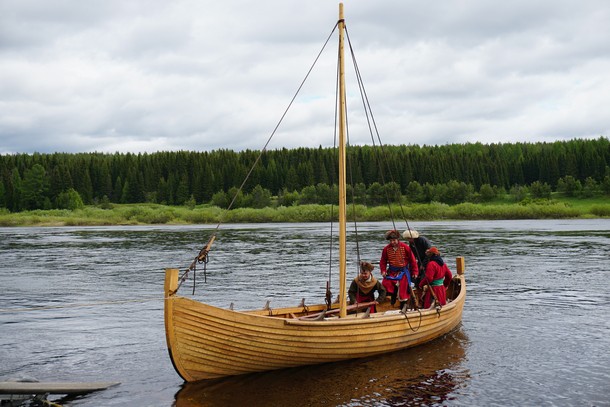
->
xmin=1 ymin=197 xmax=608 ymax=227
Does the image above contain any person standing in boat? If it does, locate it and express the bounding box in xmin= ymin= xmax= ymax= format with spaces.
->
xmin=348 ymin=261 xmax=386 ymax=313
xmin=402 ymin=229 xmax=432 ymax=284
xmin=379 ymin=230 xmax=419 ymax=307
xmin=419 ymin=247 xmax=453 ymax=308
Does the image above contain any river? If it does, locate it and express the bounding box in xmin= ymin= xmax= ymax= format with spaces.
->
xmin=1 ymin=219 xmax=609 ymax=406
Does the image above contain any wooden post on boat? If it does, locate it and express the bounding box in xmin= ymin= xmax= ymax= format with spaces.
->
xmin=337 ymin=3 xmax=348 ymax=319
xmin=456 ymin=257 xmax=465 ymax=275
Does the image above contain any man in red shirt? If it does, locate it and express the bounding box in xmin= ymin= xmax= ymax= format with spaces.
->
xmin=379 ymin=230 xmax=418 ymax=307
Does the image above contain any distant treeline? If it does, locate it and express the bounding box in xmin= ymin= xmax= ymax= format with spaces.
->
xmin=1 ymin=137 xmax=609 ymax=212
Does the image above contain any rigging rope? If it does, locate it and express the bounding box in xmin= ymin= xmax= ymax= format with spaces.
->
xmin=325 ymin=36 xmax=341 ymax=309
xmin=178 ymin=23 xmax=341 ymax=295
xmin=222 ymin=22 xmax=339 ymax=214
xmin=180 ymin=22 xmax=420 ymax=308
xmin=342 ymin=49 xmax=363 ymax=276
xmin=345 ymin=27 xmax=418 ymax=235
xmin=344 ymin=26 xmax=428 ymax=314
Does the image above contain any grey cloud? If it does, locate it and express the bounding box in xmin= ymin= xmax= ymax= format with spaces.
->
xmin=1 ymin=0 xmax=609 ymax=154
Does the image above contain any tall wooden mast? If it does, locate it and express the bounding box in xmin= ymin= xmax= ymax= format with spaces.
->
xmin=338 ymin=3 xmax=347 ymax=318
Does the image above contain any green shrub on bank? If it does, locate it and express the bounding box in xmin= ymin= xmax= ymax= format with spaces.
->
xmin=222 ymin=207 xmax=276 ymax=223
xmin=139 ymin=208 xmax=175 ymax=224
xmin=590 ymin=204 xmax=610 ymax=217
xmin=530 ymin=203 xmax=580 ymax=218
xmin=273 ymin=205 xmax=334 ymax=222
xmin=407 ymin=202 xmax=451 ymax=220
xmin=56 ymin=188 xmax=85 ymax=210
xmin=446 ymin=202 xmax=581 ymax=219
xmin=0 ymin=208 xmax=13 ymax=226
xmin=362 ymin=206 xmax=392 ymax=221
xmin=346 ymin=204 xmax=367 ymax=221
xmin=99 ymin=204 xmax=177 ymax=224
xmin=451 ymin=203 xmax=488 ymax=219
xmin=0 ymin=198 xmax=608 ymax=227
xmin=181 ymin=206 xmax=223 ymax=224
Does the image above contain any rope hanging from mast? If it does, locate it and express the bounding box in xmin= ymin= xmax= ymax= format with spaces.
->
xmin=175 ymin=24 xmax=341 ymax=295
xmin=345 ymin=27 xmax=415 ymax=234
xmin=176 ymin=18 xmax=418 ymax=303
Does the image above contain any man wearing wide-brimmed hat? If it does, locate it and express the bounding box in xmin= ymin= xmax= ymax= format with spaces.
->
xmin=402 ymin=229 xmax=432 ymax=280
xmin=379 ymin=229 xmax=418 ymax=307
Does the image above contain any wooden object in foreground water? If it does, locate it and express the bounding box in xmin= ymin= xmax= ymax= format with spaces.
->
xmin=0 ymin=381 xmax=120 ymax=395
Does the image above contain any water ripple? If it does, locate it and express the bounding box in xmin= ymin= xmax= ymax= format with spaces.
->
xmin=1 ymin=219 xmax=609 ymax=406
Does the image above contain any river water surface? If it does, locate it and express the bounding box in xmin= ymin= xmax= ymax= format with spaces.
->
xmin=1 ymin=219 xmax=609 ymax=406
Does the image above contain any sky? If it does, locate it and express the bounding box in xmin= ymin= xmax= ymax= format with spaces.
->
xmin=1 ymin=0 xmax=609 ymax=154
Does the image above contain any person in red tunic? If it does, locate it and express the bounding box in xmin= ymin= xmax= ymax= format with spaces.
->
xmin=379 ymin=230 xmax=419 ymax=307
xmin=418 ymin=246 xmax=453 ymax=308
xmin=348 ymin=261 xmax=386 ymax=313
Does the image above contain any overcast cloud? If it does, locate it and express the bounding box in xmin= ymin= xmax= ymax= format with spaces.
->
xmin=1 ymin=0 xmax=609 ymax=154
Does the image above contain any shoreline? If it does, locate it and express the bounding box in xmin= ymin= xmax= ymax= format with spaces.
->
xmin=1 ymin=199 xmax=608 ymax=227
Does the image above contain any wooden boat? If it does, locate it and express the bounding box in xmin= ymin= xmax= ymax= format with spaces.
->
xmin=164 ymin=3 xmax=466 ymax=382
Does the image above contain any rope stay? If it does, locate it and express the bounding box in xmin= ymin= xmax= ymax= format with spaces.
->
xmin=345 ymin=27 xmax=414 ymax=235
xmin=178 ymin=20 xmax=416 ymax=305
xmin=177 ymin=23 xmax=341 ymax=295
xmin=343 ymin=26 xmax=429 ymax=315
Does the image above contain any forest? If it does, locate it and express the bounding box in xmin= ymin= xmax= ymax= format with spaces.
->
xmin=1 ymin=137 xmax=609 ymax=212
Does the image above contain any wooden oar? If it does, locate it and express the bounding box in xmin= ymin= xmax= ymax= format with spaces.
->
xmin=421 ymin=281 xmax=441 ymax=309
xmin=298 ymin=301 xmax=377 ymax=320
xmin=408 ymin=283 xmax=420 ymax=309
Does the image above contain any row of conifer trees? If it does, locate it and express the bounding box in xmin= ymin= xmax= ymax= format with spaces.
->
xmin=1 ymin=137 xmax=609 ymax=211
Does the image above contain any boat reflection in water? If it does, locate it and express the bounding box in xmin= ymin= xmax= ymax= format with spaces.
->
xmin=174 ymin=329 xmax=469 ymax=407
